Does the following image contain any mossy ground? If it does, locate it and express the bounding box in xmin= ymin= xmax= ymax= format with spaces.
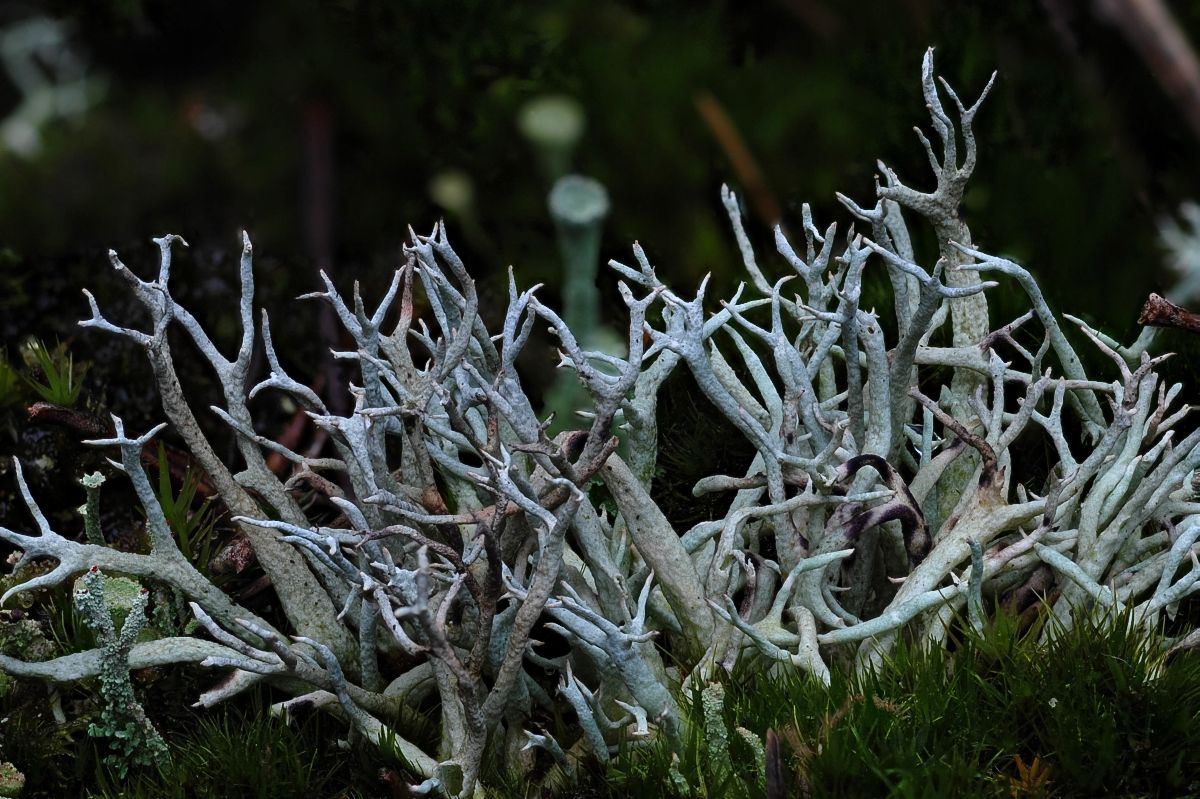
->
xmin=559 ymin=608 xmax=1200 ymax=799
xmin=6 ymin=607 xmax=1183 ymax=798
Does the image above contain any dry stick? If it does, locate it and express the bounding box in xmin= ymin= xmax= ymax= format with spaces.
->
xmin=909 ymin=387 xmax=999 ymax=484
xmin=303 ymin=99 xmax=349 ymax=420
xmin=1095 ymin=0 xmax=1200 ymax=144
xmin=772 ymin=0 xmax=840 ymax=39
xmin=695 ymin=91 xmax=784 ymax=227
xmin=1138 ymin=292 xmax=1200 ymax=335
xmin=765 ymin=727 xmax=786 ymax=799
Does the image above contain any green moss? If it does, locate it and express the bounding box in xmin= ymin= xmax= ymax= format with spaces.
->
xmin=575 ymin=609 xmax=1200 ymax=799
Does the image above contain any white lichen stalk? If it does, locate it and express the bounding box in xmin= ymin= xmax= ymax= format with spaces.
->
xmin=3 ymin=49 xmax=1200 ymax=797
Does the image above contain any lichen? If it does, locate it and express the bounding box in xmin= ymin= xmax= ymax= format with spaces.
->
xmin=72 ymin=567 xmax=169 ymax=777
xmin=2 ymin=49 xmax=1200 ymax=798
xmin=0 ymin=761 xmax=24 ymax=797
xmin=79 ymin=470 xmax=105 ymax=546
xmin=0 ymin=615 xmax=53 ymax=663
xmin=700 ymin=681 xmax=730 ymax=764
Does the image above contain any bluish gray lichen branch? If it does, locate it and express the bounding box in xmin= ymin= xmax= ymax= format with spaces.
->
xmin=3 ymin=51 xmax=1200 ymax=797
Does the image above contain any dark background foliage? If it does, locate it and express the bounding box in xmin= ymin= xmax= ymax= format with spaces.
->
xmin=3 ymin=0 xmax=1200 ymax=533
xmin=3 ymin=1 xmax=1200 ymax=338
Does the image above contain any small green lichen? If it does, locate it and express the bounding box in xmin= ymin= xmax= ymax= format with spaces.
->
xmin=734 ymin=726 xmax=766 ymax=787
xmin=700 ymin=681 xmax=730 ymax=764
xmin=73 ymin=572 xmax=140 ymax=631
xmin=666 ymin=753 xmax=691 ymax=796
xmin=73 ymin=567 xmax=170 ymax=778
xmin=80 ymin=471 xmax=106 ymax=546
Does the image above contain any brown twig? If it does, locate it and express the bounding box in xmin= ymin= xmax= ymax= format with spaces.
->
xmin=772 ymin=0 xmax=840 ymax=39
xmin=695 ymin=91 xmax=784 ymax=227
xmin=909 ymin=388 xmax=1000 ymax=486
xmin=765 ymin=728 xmax=786 ymax=799
xmin=1138 ymin=292 xmax=1200 ymax=334
xmin=1094 ymin=0 xmax=1200 ymax=143
xmin=25 ymin=402 xmax=110 ymax=438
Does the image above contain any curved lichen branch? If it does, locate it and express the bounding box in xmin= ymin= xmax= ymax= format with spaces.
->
xmin=877 ymin=47 xmax=998 ymax=218
xmin=0 ymin=457 xmax=126 ymax=604
xmin=84 ymin=416 xmax=175 ymax=552
xmin=78 ymin=235 xmax=187 ymax=347
xmin=949 ymin=240 xmax=1108 ymax=438
xmin=79 ymin=232 xmax=358 ymax=668
xmin=0 ymin=452 xmax=286 ymax=670
xmin=0 ymin=636 xmax=247 ymax=682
